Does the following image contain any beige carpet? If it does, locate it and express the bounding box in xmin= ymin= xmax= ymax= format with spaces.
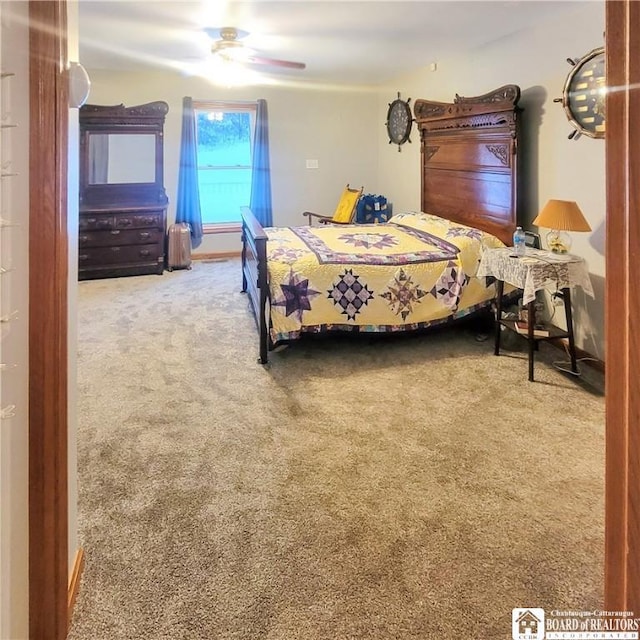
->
xmin=68 ymin=259 xmax=605 ymax=640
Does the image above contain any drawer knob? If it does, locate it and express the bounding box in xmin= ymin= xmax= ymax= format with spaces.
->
xmin=139 ymin=232 xmax=150 ymax=240
xmin=139 ymin=249 xmax=150 ymax=257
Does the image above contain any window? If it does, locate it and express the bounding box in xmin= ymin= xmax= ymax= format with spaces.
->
xmin=193 ymin=101 xmax=256 ymax=227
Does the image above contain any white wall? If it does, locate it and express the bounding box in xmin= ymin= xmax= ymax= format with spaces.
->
xmin=376 ymin=1 xmax=606 ymax=358
xmin=84 ymin=70 xmax=380 ymax=255
xmin=0 ymin=2 xmax=30 ymax=637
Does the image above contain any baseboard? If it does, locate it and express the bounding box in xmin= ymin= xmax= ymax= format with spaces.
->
xmin=549 ymin=337 xmax=605 ymax=373
xmin=192 ymin=251 xmax=241 ymax=261
xmin=68 ymin=547 xmax=85 ymax=622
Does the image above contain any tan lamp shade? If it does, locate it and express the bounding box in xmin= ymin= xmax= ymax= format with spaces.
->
xmin=532 ymin=199 xmax=591 ymax=253
xmin=532 ymin=199 xmax=592 ymax=232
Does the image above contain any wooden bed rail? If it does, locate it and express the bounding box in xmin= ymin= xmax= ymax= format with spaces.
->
xmin=241 ymin=207 xmax=270 ymax=364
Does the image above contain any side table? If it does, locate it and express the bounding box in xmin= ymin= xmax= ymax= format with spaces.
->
xmin=477 ymin=247 xmax=594 ymax=381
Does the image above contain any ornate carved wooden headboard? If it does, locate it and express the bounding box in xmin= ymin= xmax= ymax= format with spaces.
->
xmin=414 ymin=85 xmax=521 ymax=245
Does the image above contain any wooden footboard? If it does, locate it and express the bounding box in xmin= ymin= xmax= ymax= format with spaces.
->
xmin=241 ymin=207 xmax=270 ymax=364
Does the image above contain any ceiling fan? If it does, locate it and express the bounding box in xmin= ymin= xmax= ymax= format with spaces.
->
xmin=205 ymin=27 xmax=306 ymax=71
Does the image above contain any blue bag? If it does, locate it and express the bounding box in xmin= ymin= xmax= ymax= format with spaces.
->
xmin=355 ymin=194 xmax=392 ymax=224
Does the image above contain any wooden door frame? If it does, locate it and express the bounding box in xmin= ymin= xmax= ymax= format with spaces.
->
xmin=28 ymin=1 xmax=69 ymax=638
xmin=604 ymin=0 xmax=640 ymax=610
xmin=25 ymin=1 xmax=638 ymax=637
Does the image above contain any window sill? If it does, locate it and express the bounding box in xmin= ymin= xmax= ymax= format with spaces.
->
xmin=203 ymin=222 xmax=241 ymax=235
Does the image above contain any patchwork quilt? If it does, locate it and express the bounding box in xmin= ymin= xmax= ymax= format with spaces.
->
xmin=265 ymin=211 xmax=506 ymax=343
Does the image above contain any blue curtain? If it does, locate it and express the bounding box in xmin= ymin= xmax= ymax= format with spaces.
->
xmin=175 ymin=96 xmax=203 ymax=247
xmin=249 ymin=99 xmax=273 ymax=227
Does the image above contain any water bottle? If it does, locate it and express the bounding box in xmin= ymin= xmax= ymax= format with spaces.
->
xmin=513 ymin=226 xmax=526 ymax=257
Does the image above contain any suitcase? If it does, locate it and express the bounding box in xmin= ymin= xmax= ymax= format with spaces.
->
xmin=166 ymin=222 xmax=192 ymax=271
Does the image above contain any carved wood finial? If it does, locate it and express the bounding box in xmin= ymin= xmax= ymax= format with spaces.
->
xmin=454 ymin=85 xmax=521 ymax=106
xmin=80 ymin=101 xmax=169 ymax=118
xmin=413 ymin=85 xmax=521 ymax=127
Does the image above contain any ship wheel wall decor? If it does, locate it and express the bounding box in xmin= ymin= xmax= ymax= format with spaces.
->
xmin=386 ymin=92 xmax=414 ymax=151
xmin=553 ymin=46 xmax=605 ymax=140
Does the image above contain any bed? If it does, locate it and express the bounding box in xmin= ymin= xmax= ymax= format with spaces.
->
xmin=242 ymin=84 xmax=522 ymax=363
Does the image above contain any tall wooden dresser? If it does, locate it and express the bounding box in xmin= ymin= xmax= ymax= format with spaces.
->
xmin=78 ymin=101 xmax=169 ymax=280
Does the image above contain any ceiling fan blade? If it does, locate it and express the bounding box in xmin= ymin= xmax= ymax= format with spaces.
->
xmin=246 ymin=55 xmax=306 ymax=70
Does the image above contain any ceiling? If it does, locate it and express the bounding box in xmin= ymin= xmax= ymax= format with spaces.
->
xmin=78 ymin=1 xmax=580 ymax=87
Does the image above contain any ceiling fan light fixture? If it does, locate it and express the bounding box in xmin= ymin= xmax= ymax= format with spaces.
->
xmin=204 ymin=25 xmax=306 ymax=72
xmin=213 ymin=42 xmax=255 ymax=62
xmin=194 ymin=56 xmax=267 ymax=88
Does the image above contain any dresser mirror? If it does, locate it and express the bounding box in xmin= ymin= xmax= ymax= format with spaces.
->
xmin=87 ymin=132 xmax=157 ymax=185
xmin=79 ymin=101 xmax=168 ymax=206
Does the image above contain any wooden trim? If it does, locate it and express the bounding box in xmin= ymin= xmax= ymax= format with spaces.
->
xmin=605 ymin=0 xmax=640 ymax=611
xmin=192 ymin=99 xmax=257 ymax=111
xmin=67 ymin=548 xmax=84 ymax=620
xmin=28 ymin=2 xmax=69 ymax=639
xmin=202 ymin=222 xmax=242 ymax=235
xmin=192 ymin=250 xmax=242 ymax=261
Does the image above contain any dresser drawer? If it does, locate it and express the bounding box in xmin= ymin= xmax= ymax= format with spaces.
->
xmin=78 ymin=243 xmax=162 ymax=266
xmin=79 ymin=228 xmax=163 ymax=248
xmin=79 ymin=215 xmax=115 ymax=231
xmin=78 ymin=206 xmax=166 ymax=279
xmin=114 ymin=213 xmax=163 ymax=229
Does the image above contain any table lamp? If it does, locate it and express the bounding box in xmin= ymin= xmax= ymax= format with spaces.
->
xmin=532 ymin=199 xmax=592 ymax=254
